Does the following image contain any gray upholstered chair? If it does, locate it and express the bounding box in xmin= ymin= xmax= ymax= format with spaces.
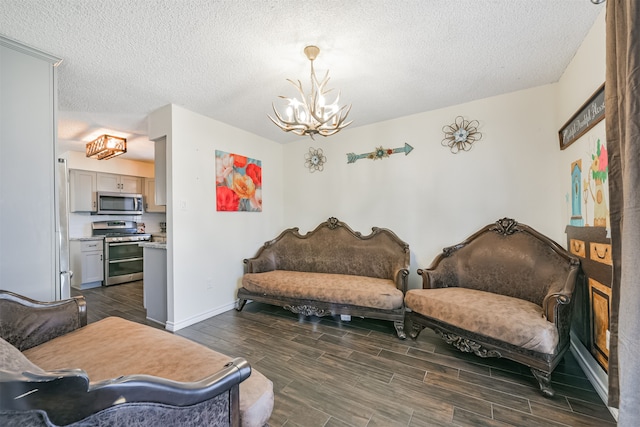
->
xmin=406 ymin=218 xmax=580 ymax=397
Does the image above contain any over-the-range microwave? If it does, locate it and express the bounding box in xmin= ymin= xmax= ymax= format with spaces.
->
xmin=96 ymin=192 xmax=144 ymax=215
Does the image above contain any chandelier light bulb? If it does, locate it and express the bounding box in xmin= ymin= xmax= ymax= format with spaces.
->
xmin=268 ymin=45 xmax=353 ymax=139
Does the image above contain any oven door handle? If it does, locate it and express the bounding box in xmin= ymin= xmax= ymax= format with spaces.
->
xmin=108 ymin=241 xmax=145 ymax=247
xmin=108 ymin=257 xmax=143 ymax=263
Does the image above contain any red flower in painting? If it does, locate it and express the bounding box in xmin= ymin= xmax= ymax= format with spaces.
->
xmin=233 ymin=154 xmax=248 ymax=168
xmin=246 ymin=163 xmax=262 ymax=186
xmin=216 ymin=186 xmax=240 ymax=211
xmin=598 ymin=144 xmax=608 ymax=171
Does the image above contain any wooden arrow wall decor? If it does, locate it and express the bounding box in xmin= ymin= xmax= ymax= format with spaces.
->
xmin=346 ymin=143 xmax=414 ymax=164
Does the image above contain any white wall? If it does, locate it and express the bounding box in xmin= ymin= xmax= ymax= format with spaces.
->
xmin=149 ymin=104 xmax=284 ymax=330
xmin=1 ymin=37 xmax=60 ymax=301
xmin=555 ymin=9 xmax=606 ymax=230
xmin=556 ymin=10 xmax=606 ymax=130
xmin=283 ymin=84 xmax=560 ymax=290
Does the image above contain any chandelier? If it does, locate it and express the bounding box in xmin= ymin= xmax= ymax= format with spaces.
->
xmin=86 ymin=134 xmax=127 ymax=160
xmin=268 ymin=45 xmax=352 ymax=139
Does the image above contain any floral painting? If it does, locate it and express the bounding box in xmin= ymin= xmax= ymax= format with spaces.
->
xmin=565 ymin=121 xmax=609 ymax=230
xmin=584 ymin=138 xmax=609 ymax=228
xmin=215 ymin=150 xmax=262 ymax=212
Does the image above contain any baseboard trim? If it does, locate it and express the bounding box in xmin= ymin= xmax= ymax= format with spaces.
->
xmin=165 ymin=300 xmax=237 ymax=332
xmin=570 ymin=333 xmax=619 ymax=421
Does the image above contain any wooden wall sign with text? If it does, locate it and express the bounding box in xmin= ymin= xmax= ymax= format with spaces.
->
xmin=559 ymin=83 xmax=605 ymax=150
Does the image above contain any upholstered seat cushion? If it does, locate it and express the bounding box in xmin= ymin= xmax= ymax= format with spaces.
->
xmin=242 ymin=270 xmax=404 ymax=310
xmin=405 ymin=288 xmax=558 ymax=354
xmin=23 ymin=317 xmax=273 ymax=427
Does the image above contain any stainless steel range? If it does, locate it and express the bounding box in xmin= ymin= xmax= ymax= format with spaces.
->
xmin=92 ymin=221 xmax=151 ymax=286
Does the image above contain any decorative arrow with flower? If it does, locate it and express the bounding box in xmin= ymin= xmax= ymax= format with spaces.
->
xmin=346 ymin=143 xmax=414 ymax=164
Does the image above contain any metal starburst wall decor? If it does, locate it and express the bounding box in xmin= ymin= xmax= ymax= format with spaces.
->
xmin=304 ymin=147 xmax=327 ymax=172
xmin=441 ymin=116 xmax=482 ymax=153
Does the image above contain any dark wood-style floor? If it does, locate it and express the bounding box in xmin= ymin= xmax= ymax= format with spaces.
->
xmin=72 ymin=282 xmax=617 ymax=427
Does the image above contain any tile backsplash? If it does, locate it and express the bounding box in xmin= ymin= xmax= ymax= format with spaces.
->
xmin=69 ymin=212 xmax=167 ymax=238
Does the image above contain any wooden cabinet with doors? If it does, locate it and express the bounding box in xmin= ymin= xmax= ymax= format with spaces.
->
xmin=144 ymin=178 xmax=166 ymax=213
xmin=97 ymin=172 xmax=142 ymax=193
xmin=70 ymin=239 xmax=104 ymax=289
xmin=70 ymin=169 xmax=146 ymax=212
xmin=69 ymin=169 xmax=97 ymax=212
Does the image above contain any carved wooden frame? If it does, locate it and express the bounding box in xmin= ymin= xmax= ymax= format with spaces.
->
xmin=237 ymin=217 xmax=410 ymax=339
xmin=407 ymin=312 xmax=565 ymax=397
xmin=411 ymin=217 xmax=580 ymax=397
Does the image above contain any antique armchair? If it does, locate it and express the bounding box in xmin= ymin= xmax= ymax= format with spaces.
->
xmin=406 ymin=218 xmax=580 ymax=397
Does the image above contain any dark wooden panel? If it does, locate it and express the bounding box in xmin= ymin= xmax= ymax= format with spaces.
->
xmin=565 ymin=224 xmax=613 ymax=372
xmin=589 ymin=278 xmax=611 ymax=370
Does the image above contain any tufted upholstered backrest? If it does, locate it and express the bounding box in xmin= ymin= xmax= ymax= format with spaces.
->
xmin=0 ymin=291 xmax=87 ymax=351
xmin=426 ymin=218 xmax=580 ymax=307
xmin=245 ymin=217 xmax=410 ymax=280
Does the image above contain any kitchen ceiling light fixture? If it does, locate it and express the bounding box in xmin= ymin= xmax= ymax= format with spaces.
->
xmin=86 ymin=134 xmax=127 ymax=160
xmin=268 ymin=45 xmax=352 ymax=139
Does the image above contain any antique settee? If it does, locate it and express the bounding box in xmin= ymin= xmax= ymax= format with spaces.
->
xmin=238 ymin=217 xmax=411 ymax=338
xmin=0 ymin=290 xmax=273 ymax=426
xmin=405 ymin=218 xmax=580 ymax=397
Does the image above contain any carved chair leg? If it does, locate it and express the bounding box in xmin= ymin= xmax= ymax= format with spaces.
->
xmin=408 ymin=321 xmax=425 ymax=340
xmin=236 ymin=299 xmax=247 ymax=312
xmin=531 ymin=368 xmax=554 ymax=398
xmin=394 ymin=321 xmax=406 ymax=340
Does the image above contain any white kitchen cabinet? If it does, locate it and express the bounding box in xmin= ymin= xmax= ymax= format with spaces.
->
xmin=144 ymin=178 xmax=166 ymax=213
xmin=70 ymin=240 xmax=104 ymax=289
xmin=97 ymin=172 xmax=142 ymax=193
xmin=69 ymin=169 xmax=97 ymax=212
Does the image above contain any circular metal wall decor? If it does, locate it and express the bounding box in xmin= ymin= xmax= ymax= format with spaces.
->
xmin=304 ymin=147 xmax=326 ymax=172
xmin=441 ymin=116 xmax=482 ymax=153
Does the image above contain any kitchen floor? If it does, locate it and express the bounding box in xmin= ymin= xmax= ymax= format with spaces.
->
xmin=71 ymin=281 xmax=163 ymax=329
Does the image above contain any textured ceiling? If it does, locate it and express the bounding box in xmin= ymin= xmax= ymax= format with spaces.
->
xmin=0 ymin=1 xmax=603 ymax=162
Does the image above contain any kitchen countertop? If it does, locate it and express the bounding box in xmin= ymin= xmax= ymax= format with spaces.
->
xmin=151 ymin=233 xmax=167 ymax=243
xmin=70 ymin=236 xmax=104 ymax=241
xmin=139 ymin=242 xmax=166 ymax=250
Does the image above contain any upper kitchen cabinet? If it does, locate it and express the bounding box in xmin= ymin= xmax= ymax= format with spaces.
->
xmin=69 ymin=169 xmax=97 ymax=212
xmin=144 ymin=178 xmax=166 ymax=213
xmin=97 ymin=172 xmax=142 ymax=193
